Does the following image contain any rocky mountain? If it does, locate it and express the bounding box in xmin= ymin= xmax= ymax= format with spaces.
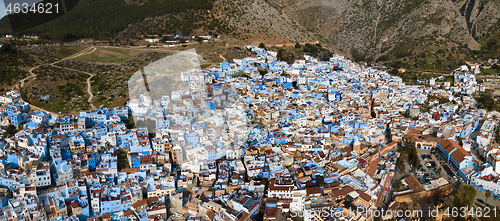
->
xmin=212 ymin=0 xmax=315 ymax=43
xmin=216 ymin=0 xmax=500 ymax=60
xmin=2 ymin=0 xmax=500 ymax=61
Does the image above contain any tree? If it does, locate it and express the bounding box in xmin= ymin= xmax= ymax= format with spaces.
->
xmin=399 ymin=138 xmax=420 ymax=169
xmin=280 ymin=73 xmax=290 ymax=77
xmin=421 ymin=100 xmax=430 ymax=113
xmin=456 ymin=136 xmax=463 ymax=146
xmin=385 ymin=123 xmax=392 ymax=142
xmin=123 ymin=115 xmax=135 ymax=129
xmin=5 ymin=125 xmax=17 ymax=137
xmin=0 ymin=43 xmax=13 ymax=53
xmin=403 ymin=138 xmax=415 ymax=149
xmin=196 ymin=36 xmax=203 ymax=43
xmin=115 ymin=149 xmax=131 ymax=170
xmin=412 ymin=150 xmax=421 ymax=168
xmin=294 ymin=42 xmax=301 ymax=49
xmin=486 ymin=190 xmax=492 ymax=204
xmin=438 ymin=97 xmax=450 ymax=104
xmin=396 ymin=181 xmax=402 ymax=191
xmin=258 ymin=43 xmax=265 ymax=49
xmin=496 ymin=126 xmax=500 ymax=144
xmin=396 ymin=156 xmax=406 ymax=173
xmin=351 ymin=48 xmax=366 ymax=62
xmin=277 ymin=49 xmax=284 ymax=61
xmin=453 ymin=184 xmax=477 ymax=208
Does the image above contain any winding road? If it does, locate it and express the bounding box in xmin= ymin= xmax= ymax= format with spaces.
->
xmin=20 ymin=46 xmax=97 ymax=110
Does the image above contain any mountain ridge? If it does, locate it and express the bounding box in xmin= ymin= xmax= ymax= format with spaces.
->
xmin=1 ymin=0 xmax=500 ymax=62
xmin=263 ymin=0 xmax=500 ymax=57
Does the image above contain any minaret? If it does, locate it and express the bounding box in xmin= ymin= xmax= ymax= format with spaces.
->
xmin=353 ymin=136 xmax=361 ymax=153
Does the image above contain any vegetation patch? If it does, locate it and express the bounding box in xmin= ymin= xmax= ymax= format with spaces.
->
xmin=48 ymin=45 xmax=87 ymax=59
xmin=115 ymin=149 xmax=131 ymax=170
xmin=395 ymin=138 xmax=420 ymax=173
xmin=72 ymin=47 xmax=169 ymax=64
xmin=26 ymin=65 xmax=90 ymax=113
xmin=0 ymin=43 xmax=30 ymax=91
xmin=265 ymin=43 xmax=334 ymax=65
xmin=0 ymin=0 xmax=216 ymax=41
xmin=475 ymin=90 xmax=499 ymax=111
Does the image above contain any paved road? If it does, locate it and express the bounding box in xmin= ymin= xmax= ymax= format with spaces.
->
xmin=475 ymin=187 xmax=500 ymax=208
xmin=470 ymin=120 xmax=484 ymax=141
xmin=469 ymin=120 xmax=487 ymax=164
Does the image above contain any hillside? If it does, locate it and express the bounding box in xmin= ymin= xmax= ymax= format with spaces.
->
xmin=1 ymin=0 xmax=500 ymax=71
xmin=0 ymin=44 xmax=30 ymax=92
xmin=214 ymin=0 xmax=500 ymax=71
xmin=211 ymin=0 xmax=315 ymax=43
xmin=264 ymin=0 xmax=500 ymax=60
xmin=0 ymin=0 xmax=216 ymax=40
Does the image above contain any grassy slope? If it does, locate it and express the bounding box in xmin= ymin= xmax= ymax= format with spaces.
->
xmin=72 ymin=47 xmax=170 ymax=63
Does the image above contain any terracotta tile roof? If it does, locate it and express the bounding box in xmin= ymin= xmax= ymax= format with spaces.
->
xmin=330 ymin=185 xmax=354 ymax=198
xmin=306 ymin=186 xmax=322 ymax=195
xmin=450 ymin=147 xmax=471 ymax=163
xmin=404 ymin=175 xmax=423 ymax=192
xmin=367 ymin=157 xmax=382 ymax=177
xmin=131 ymin=199 xmax=147 ymax=208
xmin=356 ymin=190 xmax=372 ymax=202
xmin=405 ymin=128 xmax=423 ymax=140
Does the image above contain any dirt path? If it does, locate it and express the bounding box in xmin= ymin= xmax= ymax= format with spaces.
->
xmin=99 ymin=45 xmax=179 ymax=53
xmin=20 ymin=65 xmax=40 ymax=88
xmin=53 ymin=46 xmax=97 ymax=109
xmin=219 ymin=44 xmax=229 ymax=62
xmin=219 ymin=54 xmax=227 ymax=62
xmin=49 ymin=64 xmax=97 ymax=109
xmin=20 ymin=46 xmax=98 ymax=111
xmin=55 ymin=46 xmax=96 ymax=62
xmin=86 ymin=74 xmax=95 ymax=109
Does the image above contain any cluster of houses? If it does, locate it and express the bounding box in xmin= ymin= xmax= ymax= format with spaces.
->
xmin=451 ymin=65 xmax=480 ymax=95
xmin=0 ymin=45 xmax=499 ymax=221
xmin=487 ymin=59 xmax=499 ymax=66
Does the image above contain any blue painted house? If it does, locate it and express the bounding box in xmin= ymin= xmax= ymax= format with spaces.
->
xmin=10 ymin=111 xmax=23 ymax=127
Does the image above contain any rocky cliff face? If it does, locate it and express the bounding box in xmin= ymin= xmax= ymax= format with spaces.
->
xmin=213 ymin=0 xmax=315 ymax=43
xmin=218 ymin=0 xmax=500 ymax=58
